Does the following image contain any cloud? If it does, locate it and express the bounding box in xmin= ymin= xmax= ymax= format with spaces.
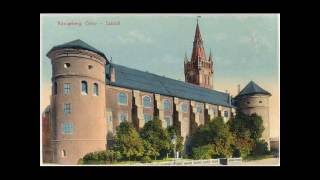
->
xmin=118 ymin=30 xmax=153 ymax=44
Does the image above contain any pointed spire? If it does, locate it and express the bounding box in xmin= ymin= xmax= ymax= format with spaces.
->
xmin=194 ymin=16 xmax=202 ymax=43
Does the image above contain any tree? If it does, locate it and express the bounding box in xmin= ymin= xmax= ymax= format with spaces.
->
xmin=228 ymin=112 xmax=267 ymax=158
xmin=166 ymin=126 xmax=184 ymax=153
xmin=192 ymin=145 xmax=214 ymax=159
xmin=139 ymin=118 xmax=171 ymax=160
xmin=190 ymin=117 xmax=234 ymax=158
xmin=113 ymin=121 xmax=144 ymax=161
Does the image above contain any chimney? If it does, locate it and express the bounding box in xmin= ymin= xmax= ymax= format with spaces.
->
xmin=111 ymin=65 xmax=116 ymax=82
xmin=237 ymin=84 xmax=240 ymax=94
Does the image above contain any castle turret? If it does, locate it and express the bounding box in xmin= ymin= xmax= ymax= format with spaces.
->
xmin=234 ymin=81 xmax=271 ymax=147
xmin=47 ymin=39 xmax=108 ymax=164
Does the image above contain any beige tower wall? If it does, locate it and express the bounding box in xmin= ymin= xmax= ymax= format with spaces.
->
xmin=237 ymin=94 xmax=270 ymax=145
xmin=48 ymin=49 xmax=107 ymax=164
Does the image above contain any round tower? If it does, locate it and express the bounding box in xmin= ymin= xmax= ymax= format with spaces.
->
xmin=47 ymin=39 xmax=108 ymax=164
xmin=234 ymin=81 xmax=271 ymax=147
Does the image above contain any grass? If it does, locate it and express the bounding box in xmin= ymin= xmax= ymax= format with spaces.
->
xmin=243 ymin=154 xmax=275 ymax=161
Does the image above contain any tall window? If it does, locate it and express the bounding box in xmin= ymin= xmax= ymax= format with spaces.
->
xmin=62 ymin=122 xmax=73 ymax=134
xmin=64 ymin=83 xmax=71 ymax=95
xmin=118 ymin=92 xmax=128 ymax=105
xmin=61 ymin=149 xmax=67 ymax=157
xmin=64 ymin=103 xmax=71 ymax=115
xmin=224 ymin=111 xmax=229 ymax=118
xmin=164 ymin=116 xmax=172 ymax=128
xmin=163 ymin=99 xmax=170 ymax=111
xmin=93 ymin=83 xmax=99 ymax=96
xmin=119 ymin=112 xmax=127 ymax=123
xmin=181 ymin=103 xmax=188 ymax=112
xmin=196 ymin=105 xmax=202 ymax=113
xmin=144 ymin=114 xmax=153 ymax=123
xmin=143 ymin=96 xmax=152 ymax=108
xmin=54 ymin=82 xmax=57 ymax=95
xmin=81 ymin=81 xmax=88 ymax=95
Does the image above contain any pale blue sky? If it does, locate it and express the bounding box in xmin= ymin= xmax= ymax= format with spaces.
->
xmin=40 ymin=14 xmax=279 ymax=137
xmin=41 ymin=14 xmax=278 ymax=92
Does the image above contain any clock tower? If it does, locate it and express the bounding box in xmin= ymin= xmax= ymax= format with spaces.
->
xmin=184 ymin=19 xmax=214 ymax=89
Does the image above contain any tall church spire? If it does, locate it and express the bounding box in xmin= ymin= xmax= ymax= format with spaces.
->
xmin=184 ymin=17 xmax=214 ymax=89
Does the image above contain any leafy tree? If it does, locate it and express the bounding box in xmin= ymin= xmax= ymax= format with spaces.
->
xmin=166 ymin=126 xmax=184 ymax=153
xmin=249 ymin=113 xmax=265 ymax=141
xmin=190 ymin=117 xmax=234 ymax=158
xmin=143 ymin=140 xmax=159 ymax=160
xmin=252 ymin=139 xmax=269 ymax=156
xmin=113 ymin=121 xmax=144 ymax=161
xmin=139 ymin=119 xmax=171 ymax=160
xmin=192 ymin=145 xmax=213 ymax=159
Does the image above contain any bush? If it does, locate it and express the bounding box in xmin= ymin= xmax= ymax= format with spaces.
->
xmin=140 ymin=156 xmax=152 ymax=163
xmin=192 ymin=145 xmax=213 ymax=159
xmin=252 ymin=140 xmax=269 ymax=156
xmin=81 ymin=150 xmax=122 ymax=164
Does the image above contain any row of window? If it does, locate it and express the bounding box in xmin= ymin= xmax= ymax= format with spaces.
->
xmin=54 ymin=81 xmax=99 ymax=96
xmin=63 ymin=63 xmax=93 ymax=70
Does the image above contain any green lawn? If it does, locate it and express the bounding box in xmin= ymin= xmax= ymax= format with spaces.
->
xmin=243 ymin=154 xmax=275 ymax=161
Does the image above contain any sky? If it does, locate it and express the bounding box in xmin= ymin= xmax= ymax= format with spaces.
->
xmin=40 ymin=14 xmax=279 ymax=137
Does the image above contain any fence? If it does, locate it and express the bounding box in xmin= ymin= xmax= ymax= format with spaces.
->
xmin=135 ymin=158 xmax=242 ymax=166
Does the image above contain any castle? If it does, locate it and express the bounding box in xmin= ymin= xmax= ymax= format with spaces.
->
xmin=42 ymin=21 xmax=271 ymax=164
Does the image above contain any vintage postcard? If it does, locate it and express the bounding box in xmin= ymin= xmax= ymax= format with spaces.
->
xmin=40 ymin=14 xmax=280 ymax=166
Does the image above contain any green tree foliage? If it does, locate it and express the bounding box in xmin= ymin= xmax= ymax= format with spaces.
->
xmin=190 ymin=117 xmax=234 ymax=158
xmin=139 ymin=119 xmax=171 ymax=160
xmin=113 ymin=121 xmax=144 ymax=161
xmin=228 ymin=112 xmax=267 ymax=158
xmin=252 ymin=140 xmax=269 ymax=156
xmin=80 ymin=150 xmax=122 ymax=164
xmin=192 ymin=145 xmax=214 ymax=159
xmin=166 ymin=126 xmax=184 ymax=153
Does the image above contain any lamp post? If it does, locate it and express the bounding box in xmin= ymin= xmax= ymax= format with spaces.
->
xmin=171 ymin=133 xmax=177 ymax=165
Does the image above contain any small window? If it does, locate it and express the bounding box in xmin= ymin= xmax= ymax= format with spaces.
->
xmin=61 ymin=149 xmax=66 ymax=157
xmin=247 ymin=101 xmax=250 ymax=104
xmin=259 ymin=101 xmax=262 ymax=103
xmin=54 ymin=82 xmax=57 ymax=95
xmin=144 ymin=114 xmax=153 ymax=123
xmin=163 ymin=99 xmax=170 ymax=111
xmin=64 ymin=103 xmax=71 ymax=115
xmin=62 ymin=122 xmax=73 ymax=134
xmin=93 ymin=83 xmax=99 ymax=96
xmin=63 ymin=83 xmax=71 ymax=95
xmin=119 ymin=112 xmax=127 ymax=123
xmin=64 ymin=63 xmax=70 ymax=69
xmin=164 ymin=116 xmax=172 ymax=127
xmin=181 ymin=103 xmax=188 ymax=112
xmin=224 ymin=111 xmax=229 ymax=118
xmin=143 ymin=96 xmax=152 ymax=108
xmin=118 ymin=92 xmax=128 ymax=105
xmin=197 ymin=105 xmax=203 ymax=113
xmin=81 ymin=81 xmax=88 ymax=95
xmin=88 ymin=65 xmax=93 ymax=70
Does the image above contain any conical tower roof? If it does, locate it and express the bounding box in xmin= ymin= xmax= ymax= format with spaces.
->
xmin=236 ymin=81 xmax=271 ymax=97
xmin=47 ymin=39 xmax=107 ymax=59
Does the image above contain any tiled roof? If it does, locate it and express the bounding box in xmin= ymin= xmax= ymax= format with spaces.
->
xmin=47 ymin=39 xmax=107 ymax=59
xmin=107 ymin=64 xmax=234 ymax=108
xmin=236 ymin=81 xmax=271 ymax=98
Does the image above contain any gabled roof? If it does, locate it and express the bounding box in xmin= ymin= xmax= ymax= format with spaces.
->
xmin=47 ymin=39 xmax=107 ymax=59
xmin=107 ymin=64 xmax=235 ymax=108
xmin=236 ymin=81 xmax=271 ymax=98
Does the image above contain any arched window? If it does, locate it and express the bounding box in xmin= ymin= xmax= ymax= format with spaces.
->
xmin=54 ymin=82 xmax=57 ymax=95
xmin=143 ymin=96 xmax=152 ymax=108
xmin=81 ymin=81 xmax=88 ymax=95
xmin=93 ymin=83 xmax=99 ymax=96
xmin=163 ymin=99 xmax=170 ymax=111
xmin=61 ymin=149 xmax=66 ymax=157
xmin=181 ymin=103 xmax=188 ymax=112
xmin=118 ymin=92 xmax=128 ymax=105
